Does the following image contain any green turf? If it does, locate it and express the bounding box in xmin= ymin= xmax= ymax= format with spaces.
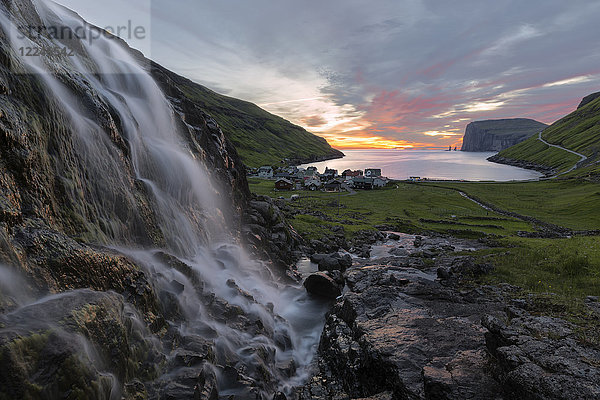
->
xmin=497 ymin=135 xmax=580 ymax=173
xmin=429 ymin=180 xmax=600 ymax=231
xmin=496 ymin=94 xmax=600 ymax=174
xmin=172 ymin=79 xmax=342 ymax=167
xmin=249 ymin=179 xmax=532 ymax=239
xmin=483 ymin=236 xmax=600 ymax=298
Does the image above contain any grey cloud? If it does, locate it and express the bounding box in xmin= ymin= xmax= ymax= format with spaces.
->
xmin=58 ymin=0 xmax=600 ymax=146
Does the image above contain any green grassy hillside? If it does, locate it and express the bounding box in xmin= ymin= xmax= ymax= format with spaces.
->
xmin=165 ymin=73 xmax=343 ymax=167
xmin=496 ymin=135 xmax=581 ymax=173
xmin=495 ymin=93 xmax=600 ymax=175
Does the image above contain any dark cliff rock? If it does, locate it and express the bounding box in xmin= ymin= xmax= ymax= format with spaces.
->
xmin=461 ymin=119 xmax=547 ymax=152
xmin=299 ymin=264 xmax=505 ymax=399
xmin=0 ymin=289 xmax=163 ymax=400
xmin=242 ymin=195 xmax=304 ymax=272
xmin=482 ymin=308 xmax=600 ymax=400
xmin=299 ymin=247 xmax=600 ymax=399
xmin=577 ymin=91 xmax=600 ymax=109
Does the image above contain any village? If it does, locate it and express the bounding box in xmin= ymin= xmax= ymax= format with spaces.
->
xmin=248 ymin=165 xmax=395 ymax=192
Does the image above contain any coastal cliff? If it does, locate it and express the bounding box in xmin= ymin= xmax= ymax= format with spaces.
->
xmin=461 ymin=118 xmax=548 ymax=152
xmin=489 ymin=92 xmax=600 ymax=177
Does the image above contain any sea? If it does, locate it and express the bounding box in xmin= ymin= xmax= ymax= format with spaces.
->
xmin=299 ymin=149 xmax=542 ymax=181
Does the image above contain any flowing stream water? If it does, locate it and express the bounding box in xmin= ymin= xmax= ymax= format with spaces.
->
xmin=0 ymin=1 xmax=328 ymax=397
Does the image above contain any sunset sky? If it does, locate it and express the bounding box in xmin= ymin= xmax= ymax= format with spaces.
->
xmin=58 ymin=0 xmax=600 ymax=149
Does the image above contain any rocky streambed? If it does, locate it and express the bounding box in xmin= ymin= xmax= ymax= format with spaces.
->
xmin=298 ymin=233 xmax=600 ymax=400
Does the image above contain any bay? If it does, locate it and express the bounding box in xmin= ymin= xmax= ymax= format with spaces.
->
xmin=300 ymin=149 xmax=542 ymax=181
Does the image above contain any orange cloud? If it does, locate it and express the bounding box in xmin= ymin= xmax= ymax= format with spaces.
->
xmin=319 ymin=133 xmax=437 ymax=149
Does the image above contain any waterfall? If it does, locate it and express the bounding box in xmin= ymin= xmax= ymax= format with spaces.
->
xmin=0 ymin=1 xmax=327 ymax=397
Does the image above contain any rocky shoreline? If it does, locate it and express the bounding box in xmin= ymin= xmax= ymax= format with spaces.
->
xmin=288 ymin=152 xmax=346 ymax=167
xmin=296 ymin=234 xmax=600 ymax=400
xmin=487 ymin=154 xmax=556 ymax=178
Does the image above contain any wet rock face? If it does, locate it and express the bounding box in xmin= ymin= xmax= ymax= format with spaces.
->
xmin=243 ymin=196 xmax=303 ymax=271
xmin=300 ymin=265 xmax=505 ymax=399
xmin=150 ymin=61 xmax=250 ymax=212
xmin=0 ymin=0 xmax=248 ymax=254
xmin=0 ymin=1 xmax=283 ymax=398
xmin=0 ymin=290 xmax=163 ymax=400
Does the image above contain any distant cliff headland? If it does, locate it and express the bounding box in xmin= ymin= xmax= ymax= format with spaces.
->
xmin=461 ymin=118 xmax=548 ymax=152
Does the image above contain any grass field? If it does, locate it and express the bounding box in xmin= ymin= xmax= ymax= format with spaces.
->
xmin=248 ymin=178 xmax=533 ymax=238
xmin=428 ymin=179 xmax=600 ymax=231
xmin=249 ymin=178 xmax=600 ymax=305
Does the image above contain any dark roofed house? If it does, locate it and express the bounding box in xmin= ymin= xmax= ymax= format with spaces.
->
xmin=324 ymin=168 xmax=338 ymax=177
xmin=353 ymin=176 xmax=374 ymax=190
xmin=258 ymin=166 xmax=274 ymax=179
xmin=324 ymin=179 xmax=343 ymax=192
xmin=274 ymin=178 xmax=294 ymax=191
xmin=365 ymin=168 xmax=382 ymax=177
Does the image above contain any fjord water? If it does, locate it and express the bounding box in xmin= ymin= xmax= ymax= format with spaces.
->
xmin=304 ymin=149 xmax=542 ymax=181
xmin=0 ymin=0 xmax=326 ymax=396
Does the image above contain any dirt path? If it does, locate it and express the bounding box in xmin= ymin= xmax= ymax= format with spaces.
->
xmin=537 ymin=131 xmax=587 ymax=176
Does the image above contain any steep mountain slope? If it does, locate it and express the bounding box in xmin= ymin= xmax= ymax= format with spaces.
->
xmin=0 ymin=1 xmax=312 ymax=398
xmin=165 ymin=73 xmax=343 ymax=167
xmin=461 ymin=118 xmax=547 ymax=152
xmin=491 ymin=93 xmax=600 ymax=176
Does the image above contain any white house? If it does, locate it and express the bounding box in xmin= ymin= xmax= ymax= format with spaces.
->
xmin=373 ymin=177 xmax=388 ymax=188
xmin=258 ymin=166 xmax=274 ymax=179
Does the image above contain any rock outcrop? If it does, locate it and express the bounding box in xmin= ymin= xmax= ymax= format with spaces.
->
xmin=299 ymin=243 xmax=600 ymax=399
xmin=577 ymin=91 xmax=600 ymax=109
xmin=0 ymin=289 xmax=163 ymax=400
xmin=461 ymin=119 xmax=548 ymax=152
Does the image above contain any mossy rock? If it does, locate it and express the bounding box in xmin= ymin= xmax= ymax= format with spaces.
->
xmin=0 ymin=290 xmax=163 ymax=400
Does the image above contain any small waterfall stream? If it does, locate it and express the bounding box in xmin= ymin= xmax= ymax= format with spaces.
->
xmin=0 ymin=1 xmax=328 ymax=397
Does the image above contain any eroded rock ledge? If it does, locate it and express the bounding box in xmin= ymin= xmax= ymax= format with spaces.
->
xmin=298 ymin=253 xmax=600 ymax=400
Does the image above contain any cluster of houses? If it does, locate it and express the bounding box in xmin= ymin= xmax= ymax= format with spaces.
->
xmin=252 ymin=165 xmax=390 ymax=192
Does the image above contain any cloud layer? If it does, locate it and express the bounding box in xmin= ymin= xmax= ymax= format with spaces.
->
xmin=58 ymin=0 xmax=600 ymax=148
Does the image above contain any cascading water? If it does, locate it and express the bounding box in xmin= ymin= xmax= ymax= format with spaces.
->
xmin=0 ymin=1 xmax=328 ymax=397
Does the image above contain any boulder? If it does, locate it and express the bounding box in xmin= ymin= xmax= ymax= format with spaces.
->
xmin=387 ymin=233 xmax=400 ymax=241
xmin=314 ymin=252 xmax=353 ymax=272
xmin=388 ymin=247 xmax=409 ymax=257
xmin=303 ymin=273 xmax=342 ymax=299
xmin=318 ymin=256 xmax=341 ymax=272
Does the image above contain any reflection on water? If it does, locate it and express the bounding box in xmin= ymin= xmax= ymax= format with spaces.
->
xmin=301 ymin=149 xmax=542 ymax=181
